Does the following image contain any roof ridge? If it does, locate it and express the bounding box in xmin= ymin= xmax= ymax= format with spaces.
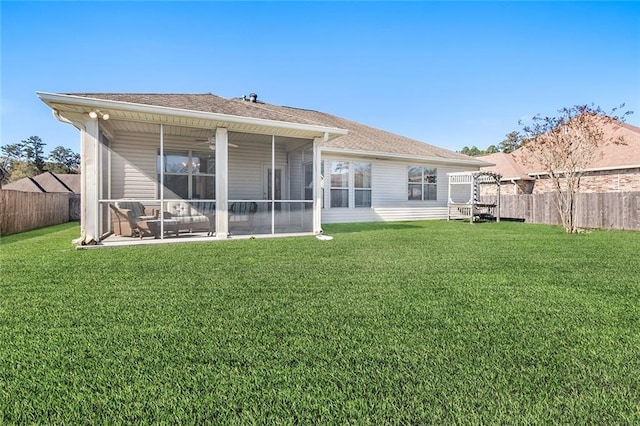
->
xmin=45 ymin=171 xmax=75 ymax=193
xmin=237 ymin=100 xmax=330 ymax=128
xmin=70 ymin=92 xmax=221 ymax=96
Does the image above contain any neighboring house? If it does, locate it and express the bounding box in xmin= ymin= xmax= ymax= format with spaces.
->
xmin=479 ymin=121 xmax=640 ymax=195
xmin=3 ymin=171 xmax=80 ymax=194
xmin=37 ymin=91 xmax=489 ymax=245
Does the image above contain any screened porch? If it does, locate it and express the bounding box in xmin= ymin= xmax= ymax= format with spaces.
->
xmin=97 ymin=125 xmax=320 ymax=242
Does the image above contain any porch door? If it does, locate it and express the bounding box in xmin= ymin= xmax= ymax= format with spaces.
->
xmin=263 ymin=166 xmax=286 ymax=225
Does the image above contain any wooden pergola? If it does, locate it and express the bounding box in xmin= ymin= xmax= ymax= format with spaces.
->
xmin=447 ymin=171 xmax=501 ymax=223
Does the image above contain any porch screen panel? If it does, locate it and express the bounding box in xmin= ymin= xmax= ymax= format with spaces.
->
xmin=191 ymin=151 xmax=215 ymax=199
xmin=158 ymin=150 xmax=214 ymax=200
xmin=160 ymin=151 xmax=189 ymax=199
xmin=110 ymin=135 xmax=159 ymax=200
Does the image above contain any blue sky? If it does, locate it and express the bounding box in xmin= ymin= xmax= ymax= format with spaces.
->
xmin=2 ymin=1 xmax=639 ymax=155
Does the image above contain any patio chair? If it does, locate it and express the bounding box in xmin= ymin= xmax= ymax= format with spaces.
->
xmin=229 ymin=201 xmax=258 ymax=231
xmin=110 ymin=201 xmax=159 ymax=238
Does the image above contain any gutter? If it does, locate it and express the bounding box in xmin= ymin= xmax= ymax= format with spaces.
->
xmin=37 ymin=92 xmax=348 ymax=140
xmin=52 ymin=108 xmax=81 ymax=129
xmin=321 ymin=147 xmax=494 ymax=167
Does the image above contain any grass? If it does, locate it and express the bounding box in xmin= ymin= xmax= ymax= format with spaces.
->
xmin=1 ymin=221 xmax=639 ymax=424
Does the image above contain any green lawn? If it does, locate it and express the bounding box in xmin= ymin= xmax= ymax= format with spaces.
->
xmin=1 ymin=221 xmax=639 ymax=423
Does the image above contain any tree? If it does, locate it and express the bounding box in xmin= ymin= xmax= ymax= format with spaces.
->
xmin=460 ymin=145 xmax=499 ymax=156
xmin=460 ymin=146 xmax=483 ymax=156
xmin=4 ymin=160 xmax=36 ymax=182
xmin=47 ymin=146 xmax=80 ymax=173
xmin=21 ymin=136 xmax=47 ymax=174
xmin=485 ymin=145 xmax=499 ymax=154
xmin=0 ymin=137 xmax=80 ymax=184
xmin=1 ymin=143 xmax=22 ymax=162
xmin=519 ymin=103 xmax=632 ymax=233
xmin=499 ymin=131 xmax=523 ymax=153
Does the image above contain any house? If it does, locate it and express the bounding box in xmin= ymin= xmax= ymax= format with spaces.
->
xmin=479 ymin=121 xmax=640 ymax=195
xmin=3 ymin=171 xmax=80 ymax=194
xmin=1 ymin=171 xmax=81 ymax=224
xmin=37 ymin=91 xmax=489 ymax=245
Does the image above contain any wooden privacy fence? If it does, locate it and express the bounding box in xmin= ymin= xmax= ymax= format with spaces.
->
xmin=0 ymin=190 xmax=80 ymax=236
xmin=483 ymin=191 xmax=640 ymax=231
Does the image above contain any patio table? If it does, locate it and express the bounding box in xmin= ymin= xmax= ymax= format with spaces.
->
xmin=146 ymin=219 xmax=180 ymax=238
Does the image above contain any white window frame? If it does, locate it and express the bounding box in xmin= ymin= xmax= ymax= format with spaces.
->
xmin=354 ymin=162 xmax=372 ymax=208
xmin=327 ymin=160 xmax=373 ymax=208
xmin=408 ymin=166 xmax=437 ymax=201
xmin=158 ymin=149 xmax=215 ymax=200
xmin=329 ymin=160 xmax=350 ymax=208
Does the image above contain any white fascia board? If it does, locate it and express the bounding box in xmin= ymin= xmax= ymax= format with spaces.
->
xmin=527 ymin=163 xmax=640 ymax=177
xmin=36 ymin=92 xmax=348 ymax=140
xmin=320 ymin=147 xmax=493 ymax=167
xmin=503 ymin=176 xmax=534 ymax=181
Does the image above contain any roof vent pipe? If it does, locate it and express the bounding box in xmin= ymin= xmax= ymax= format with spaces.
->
xmin=249 ymin=93 xmax=257 ymax=102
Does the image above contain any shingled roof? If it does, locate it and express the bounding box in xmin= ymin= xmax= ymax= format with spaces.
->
xmin=479 ymin=120 xmax=640 ymax=178
xmin=68 ymin=93 xmax=480 ymax=163
xmin=3 ymin=172 xmax=80 ymax=193
xmin=477 ymin=152 xmax=532 ymax=181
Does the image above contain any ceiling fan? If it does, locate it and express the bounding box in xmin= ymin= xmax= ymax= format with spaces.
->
xmin=194 ymin=133 xmax=239 ymax=151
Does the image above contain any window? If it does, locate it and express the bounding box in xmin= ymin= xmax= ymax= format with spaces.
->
xmin=330 ymin=161 xmax=349 ymax=208
xmin=158 ymin=150 xmax=215 ymax=199
xmin=329 ymin=160 xmax=372 ymax=208
xmin=354 ymin=162 xmax=372 ymax=207
xmin=408 ymin=166 xmax=437 ymax=201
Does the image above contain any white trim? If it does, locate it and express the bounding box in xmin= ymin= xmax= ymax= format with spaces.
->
xmin=321 ymin=147 xmax=491 ymax=167
xmin=527 ymin=163 xmax=640 ymax=177
xmin=215 ymin=128 xmax=229 ymax=237
xmin=37 ymin=92 xmax=347 ymax=139
xmin=313 ymin=138 xmax=323 ymax=233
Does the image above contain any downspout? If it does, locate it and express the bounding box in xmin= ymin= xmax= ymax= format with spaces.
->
xmin=313 ymin=132 xmax=329 ymax=234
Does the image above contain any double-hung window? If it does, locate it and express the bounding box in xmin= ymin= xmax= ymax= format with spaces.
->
xmin=354 ymin=162 xmax=372 ymax=207
xmin=330 ymin=161 xmax=349 ymax=207
xmin=329 ymin=161 xmax=372 ymax=208
xmin=158 ymin=150 xmax=215 ymax=199
xmin=408 ymin=166 xmax=437 ymax=201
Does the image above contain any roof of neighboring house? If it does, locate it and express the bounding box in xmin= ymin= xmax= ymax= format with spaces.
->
xmin=64 ymin=93 xmax=487 ymax=165
xmin=3 ymin=172 xmax=80 ymax=193
xmin=479 ymin=119 xmax=640 ymax=178
xmin=476 ymin=152 xmax=533 ymax=181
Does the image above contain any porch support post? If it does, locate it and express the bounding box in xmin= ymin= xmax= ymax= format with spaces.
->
xmin=215 ymin=127 xmax=229 ymax=238
xmin=312 ymin=135 xmax=324 ymax=234
xmin=80 ymin=117 xmax=100 ymax=244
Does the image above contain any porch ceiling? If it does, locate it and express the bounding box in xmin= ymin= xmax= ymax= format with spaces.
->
xmin=38 ymin=92 xmax=347 ymax=141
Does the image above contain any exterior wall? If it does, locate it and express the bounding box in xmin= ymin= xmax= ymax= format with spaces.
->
xmin=478 ymin=168 xmax=640 ymax=198
xmin=532 ymin=168 xmax=640 ymax=194
xmin=109 ymin=138 xmax=483 ymax=226
xmin=321 ymin=153 xmax=478 ymax=224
